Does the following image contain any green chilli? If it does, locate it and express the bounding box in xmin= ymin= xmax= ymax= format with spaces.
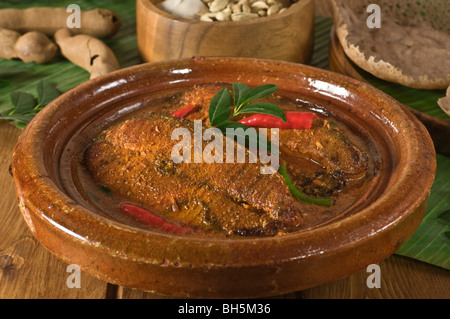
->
xmin=279 ymin=162 xmax=334 ymax=207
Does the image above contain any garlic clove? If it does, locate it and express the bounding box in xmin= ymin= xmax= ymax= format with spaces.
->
xmin=158 ymin=0 xmax=209 ymax=19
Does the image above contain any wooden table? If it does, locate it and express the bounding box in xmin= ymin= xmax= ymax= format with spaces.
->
xmin=1 ymin=0 xmax=449 ymax=300
xmin=0 ymin=121 xmax=450 ymax=299
xmin=1 ymin=89 xmax=449 ymax=301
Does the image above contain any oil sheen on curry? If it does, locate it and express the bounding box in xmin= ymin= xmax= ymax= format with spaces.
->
xmin=83 ymin=83 xmax=376 ymax=238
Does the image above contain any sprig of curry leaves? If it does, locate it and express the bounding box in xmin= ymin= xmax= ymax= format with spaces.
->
xmin=209 ymin=82 xmax=286 ymax=126
xmin=208 ymin=83 xmax=334 ymax=207
xmin=0 ymin=79 xmax=60 ymax=129
xmin=208 ymin=82 xmax=285 ymax=154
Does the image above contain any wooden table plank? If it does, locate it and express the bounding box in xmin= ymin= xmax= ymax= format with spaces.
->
xmin=115 ymin=254 xmax=450 ymax=299
xmin=1 ymin=0 xmax=449 ymax=300
xmin=0 ymin=122 xmax=108 ymax=299
xmin=300 ymin=255 xmax=450 ymax=299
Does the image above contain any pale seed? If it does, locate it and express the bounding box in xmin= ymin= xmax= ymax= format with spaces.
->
xmin=231 ymin=12 xmax=259 ymax=21
xmin=267 ymin=3 xmax=281 ymax=15
xmin=209 ymin=0 xmax=229 ymax=12
xmin=257 ymin=9 xmax=267 ymax=16
xmin=251 ymin=1 xmax=269 ymax=10
xmin=216 ymin=8 xmax=232 ymax=21
xmin=200 ymin=12 xmax=216 ymax=21
xmin=231 ymin=4 xmax=241 ymax=13
xmin=242 ymin=3 xmax=251 ymax=13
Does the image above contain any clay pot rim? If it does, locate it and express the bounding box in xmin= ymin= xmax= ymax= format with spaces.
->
xmin=13 ymin=57 xmax=436 ymax=269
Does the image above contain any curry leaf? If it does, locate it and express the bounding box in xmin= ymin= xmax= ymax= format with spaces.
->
xmin=216 ymin=121 xmax=257 ymax=149
xmin=215 ymin=121 xmax=278 ymax=155
xmin=10 ymin=92 xmax=36 ymax=113
xmin=237 ymin=102 xmax=287 ymax=122
xmin=13 ymin=120 xmax=28 ymax=130
xmin=0 ymin=80 xmax=60 ymax=129
xmin=241 ymin=84 xmax=278 ymax=106
xmin=232 ymin=82 xmax=251 ymax=107
xmin=0 ymin=112 xmax=37 ymax=123
xmin=208 ymin=83 xmax=283 ymax=155
xmin=37 ymin=79 xmax=60 ymax=107
xmin=209 ymin=87 xmax=232 ymax=126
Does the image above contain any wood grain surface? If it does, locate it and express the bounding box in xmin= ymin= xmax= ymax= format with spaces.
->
xmin=1 ymin=0 xmax=449 ymax=300
xmin=136 ymin=0 xmax=315 ymax=64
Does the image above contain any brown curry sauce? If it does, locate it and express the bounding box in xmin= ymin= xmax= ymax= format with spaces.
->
xmin=73 ymin=83 xmax=379 ymax=238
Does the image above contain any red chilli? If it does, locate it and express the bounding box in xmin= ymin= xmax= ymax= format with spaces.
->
xmin=119 ymin=203 xmax=189 ymax=235
xmin=171 ymin=104 xmax=197 ymax=118
xmin=238 ymin=111 xmax=319 ymax=129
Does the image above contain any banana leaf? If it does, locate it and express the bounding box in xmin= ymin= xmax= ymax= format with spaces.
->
xmin=0 ymin=2 xmax=448 ymax=270
xmin=0 ymin=0 xmax=140 ymax=114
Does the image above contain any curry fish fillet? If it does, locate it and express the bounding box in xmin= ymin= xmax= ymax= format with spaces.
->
xmin=277 ymin=121 xmax=369 ymax=196
xmin=84 ymin=113 xmax=304 ymax=236
xmin=164 ymin=84 xmax=369 ymax=195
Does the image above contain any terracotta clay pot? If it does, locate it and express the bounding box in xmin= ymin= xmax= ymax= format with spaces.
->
xmin=12 ymin=57 xmax=436 ymax=298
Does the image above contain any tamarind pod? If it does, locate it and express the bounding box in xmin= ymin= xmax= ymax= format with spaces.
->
xmin=54 ymin=28 xmax=120 ymax=79
xmin=0 ymin=7 xmax=121 ymax=38
xmin=0 ymin=28 xmax=57 ymax=64
xmin=14 ymin=31 xmax=58 ymax=64
xmin=0 ymin=28 xmax=20 ymax=60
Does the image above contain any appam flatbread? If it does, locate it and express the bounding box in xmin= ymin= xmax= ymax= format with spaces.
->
xmin=331 ymin=0 xmax=450 ymax=90
xmin=438 ymin=87 xmax=450 ymax=116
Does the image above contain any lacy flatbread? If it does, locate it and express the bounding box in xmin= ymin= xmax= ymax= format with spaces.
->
xmin=331 ymin=0 xmax=450 ymax=90
xmin=438 ymin=87 xmax=450 ymax=116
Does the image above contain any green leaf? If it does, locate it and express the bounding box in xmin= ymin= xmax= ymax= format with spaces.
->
xmin=0 ymin=112 xmax=37 ymax=123
xmin=279 ymin=162 xmax=334 ymax=207
xmin=216 ymin=121 xmax=278 ymax=155
xmin=216 ymin=121 xmax=260 ymax=154
xmin=443 ymin=231 xmax=450 ymax=241
xmin=10 ymin=92 xmax=36 ymax=113
xmin=37 ymin=79 xmax=60 ymax=107
xmin=209 ymin=88 xmax=232 ymax=126
xmin=0 ymin=79 xmax=10 ymax=89
xmin=437 ymin=209 xmax=450 ymax=223
xmin=13 ymin=120 xmax=28 ymax=129
xmin=396 ymin=154 xmax=450 ymax=269
xmin=216 ymin=121 xmax=256 ymax=148
xmin=232 ymin=82 xmax=251 ymax=107
xmin=0 ymin=106 xmax=14 ymax=116
xmin=0 ymin=64 xmax=35 ymax=77
xmin=241 ymin=84 xmax=278 ymax=106
xmin=237 ymin=102 xmax=287 ymax=122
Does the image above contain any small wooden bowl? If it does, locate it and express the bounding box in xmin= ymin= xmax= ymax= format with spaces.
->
xmin=136 ymin=0 xmax=315 ymax=63
xmin=12 ymin=57 xmax=436 ymax=298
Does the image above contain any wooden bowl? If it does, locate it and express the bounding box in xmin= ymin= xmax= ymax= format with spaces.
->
xmin=12 ymin=57 xmax=436 ymax=298
xmin=136 ymin=0 xmax=315 ymax=63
